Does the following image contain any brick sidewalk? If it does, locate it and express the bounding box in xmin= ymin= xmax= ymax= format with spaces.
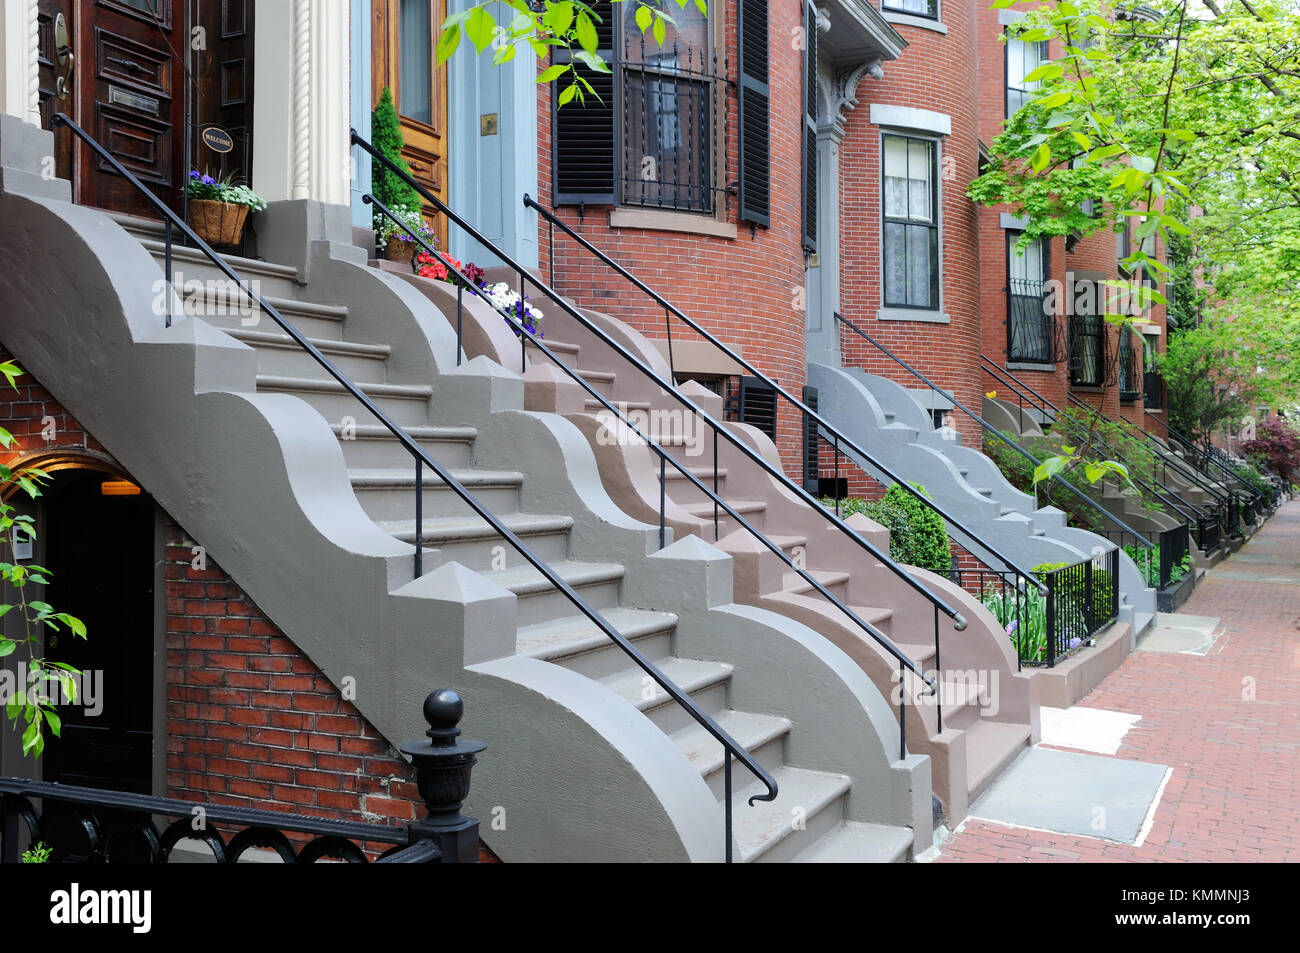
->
xmin=939 ymin=499 xmax=1300 ymax=862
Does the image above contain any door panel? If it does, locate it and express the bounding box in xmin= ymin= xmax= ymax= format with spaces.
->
xmin=37 ymin=0 xmax=76 ymax=183
xmin=78 ymin=0 xmax=186 ymax=216
xmin=192 ymin=0 xmax=255 ymax=185
xmin=373 ymin=0 xmax=449 ymax=249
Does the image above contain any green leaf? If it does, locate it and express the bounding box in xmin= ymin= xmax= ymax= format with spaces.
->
xmin=536 ymin=62 xmax=570 ymax=84
xmin=1130 ymin=155 xmax=1155 ymax=174
xmin=436 ymin=23 xmax=463 ymax=64
xmin=575 ymin=11 xmax=599 ymax=53
xmin=547 ymin=1 xmax=575 ymax=36
xmin=0 ymin=640 xmax=15 ymax=658
xmin=571 ymin=49 xmax=610 ymax=73
xmin=43 ymin=708 xmax=61 ymax=737
xmin=652 ymin=13 xmax=666 ymax=47
xmin=558 ymin=82 xmax=578 ymax=106
xmin=635 ymin=4 xmax=653 ymax=33
xmin=1032 ymin=455 xmax=1067 ymax=486
xmin=465 ymin=6 xmax=496 ymax=53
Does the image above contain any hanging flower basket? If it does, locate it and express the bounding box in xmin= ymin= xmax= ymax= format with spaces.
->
xmin=189 ymin=199 xmax=250 ymax=246
xmin=385 ymin=235 xmax=416 ymax=263
xmin=184 ymin=169 xmax=266 ymax=246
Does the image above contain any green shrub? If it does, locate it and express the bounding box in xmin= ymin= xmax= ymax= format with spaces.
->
xmin=1122 ymin=540 xmax=1192 ymax=589
xmin=1033 ymin=560 xmax=1115 ymax=632
xmin=822 ymin=484 xmax=951 ymax=573
xmin=371 ymin=87 xmax=424 ymax=232
xmin=983 ymin=584 xmax=1048 ymax=662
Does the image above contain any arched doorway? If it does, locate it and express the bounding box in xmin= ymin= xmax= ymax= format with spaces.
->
xmin=19 ymin=464 xmax=158 ymax=793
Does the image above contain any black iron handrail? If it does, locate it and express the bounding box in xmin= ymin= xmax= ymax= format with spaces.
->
xmin=511 ymin=190 xmax=979 ymax=632
xmin=57 ymin=113 xmax=776 ymax=861
xmin=367 ymin=193 xmax=940 ymax=737
xmin=1147 ymin=410 xmax=1261 ymax=501
xmin=981 ymin=355 xmax=1224 ymax=510
xmin=357 ymin=152 xmax=955 ymax=746
xmin=841 ymin=314 xmax=1153 ymax=551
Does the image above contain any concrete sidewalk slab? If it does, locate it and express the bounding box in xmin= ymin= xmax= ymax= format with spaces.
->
xmin=1137 ymin=611 xmax=1221 ymax=655
xmin=969 ymin=747 xmax=1170 ymax=844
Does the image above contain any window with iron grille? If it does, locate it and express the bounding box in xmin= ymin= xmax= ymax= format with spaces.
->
xmin=1118 ymin=331 xmax=1139 ymax=401
xmin=1069 ymin=302 xmax=1106 ymax=387
xmin=553 ymin=3 xmax=727 ymax=215
xmin=1006 ymin=33 xmax=1047 ymax=117
xmin=1007 ymin=232 xmax=1054 ymax=363
xmin=882 ymin=134 xmax=939 ymax=309
xmin=1142 ymin=337 xmax=1162 ymax=409
xmin=883 ymin=0 xmax=939 ymax=18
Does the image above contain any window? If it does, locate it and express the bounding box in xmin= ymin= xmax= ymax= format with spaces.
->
xmin=1069 ymin=281 xmax=1105 ymax=387
xmin=399 ymin=0 xmax=434 ymax=125
xmin=883 ymin=0 xmax=938 ymax=18
xmin=1007 ymin=233 xmax=1054 ymax=363
xmin=553 ymin=2 xmax=726 ymax=216
xmin=1006 ymin=34 xmax=1047 ymax=117
xmin=883 ymin=134 xmax=939 ymax=309
xmin=801 ymin=1 xmax=818 ymax=252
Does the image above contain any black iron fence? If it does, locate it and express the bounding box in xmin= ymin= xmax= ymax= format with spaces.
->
xmin=1099 ymin=524 xmax=1192 ymax=590
xmin=1197 ymin=514 xmax=1222 ymax=553
xmin=1042 ymin=547 xmax=1120 ymax=666
xmin=2 ymin=690 xmax=483 ymax=864
xmin=953 ymin=547 xmax=1120 ymax=669
xmin=1006 ymin=278 xmax=1056 ymax=364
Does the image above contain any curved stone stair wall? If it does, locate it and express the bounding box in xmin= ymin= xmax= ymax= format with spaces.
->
xmin=0 ymin=132 xmax=930 ymax=861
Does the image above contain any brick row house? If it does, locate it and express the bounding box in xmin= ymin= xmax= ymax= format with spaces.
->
xmin=0 ymin=0 xmax=1258 ymax=863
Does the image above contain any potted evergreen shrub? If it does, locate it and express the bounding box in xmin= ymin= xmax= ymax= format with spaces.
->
xmin=185 ymin=170 xmax=267 ymax=246
xmin=371 ymin=87 xmax=426 ymax=261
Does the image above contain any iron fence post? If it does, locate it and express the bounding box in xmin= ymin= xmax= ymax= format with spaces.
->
xmin=401 ymin=689 xmax=486 ymax=864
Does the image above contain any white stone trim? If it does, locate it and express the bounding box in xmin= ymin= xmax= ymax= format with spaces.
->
xmin=1001 ymin=213 xmax=1030 ymax=230
xmin=998 ymin=9 xmax=1027 ymax=25
xmin=869 ymin=103 xmax=951 ymax=136
xmin=0 ymin=0 xmax=39 ymax=123
xmin=877 ymin=307 xmax=950 ymax=324
xmin=882 ymin=11 xmax=948 ymax=34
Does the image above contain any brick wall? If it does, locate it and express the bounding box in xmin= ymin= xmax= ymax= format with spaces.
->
xmin=838 ymin=7 xmax=984 ymax=449
xmin=534 ymin=0 xmax=809 ymax=471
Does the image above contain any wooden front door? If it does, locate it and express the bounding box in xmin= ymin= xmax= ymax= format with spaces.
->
xmin=373 ymin=0 xmax=449 ymax=248
xmin=37 ymin=0 xmax=188 ymax=218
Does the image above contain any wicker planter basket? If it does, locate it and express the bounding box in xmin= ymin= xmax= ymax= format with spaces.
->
xmin=189 ymin=199 xmax=250 ymax=246
xmin=384 ymin=235 xmax=416 ymax=264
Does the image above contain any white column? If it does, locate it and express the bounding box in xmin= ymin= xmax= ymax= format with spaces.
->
xmin=0 ymin=0 xmax=39 ymax=123
xmin=253 ymin=0 xmax=350 ymax=205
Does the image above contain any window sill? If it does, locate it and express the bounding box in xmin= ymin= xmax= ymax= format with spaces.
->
xmin=608 ymin=207 xmax=737 ymax=240
xmin=1006 ymin=362 xmax=1056 ymax=373
xmin=877 ymin=307 xmax=950 ymax=324
xmin=1071 ymin=385 xmax=1104 ymax=393
xmin=882 ymin=11 xmax=948 ymax=35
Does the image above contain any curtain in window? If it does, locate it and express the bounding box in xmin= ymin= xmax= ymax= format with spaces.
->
xmin=883 ymin=135 xmax=938 ymax=309
xmin=400 ymin=0 xmax=433 ymax=125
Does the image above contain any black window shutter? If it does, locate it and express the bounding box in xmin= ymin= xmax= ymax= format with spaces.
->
xmin=802 ymin=2 xmax=818 ymax=252
xmin=736 ymin=376 xmax=778 ymax=440
xmin=739 ymin=0 xmax=771 ymax=227
xmin=802 ymin=385 xmax=819 ymax=492
xmin=553 ymin=13 xmax=616 ymax=204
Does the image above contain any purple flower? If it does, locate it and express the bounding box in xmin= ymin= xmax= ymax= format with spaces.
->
xmin=189 ymin=170 xmax=200 ymax=180
xmin=1004 ymin=620 xmax=1019 ymax=636
xmin=201 ymin=174 xmax=216 ymax=186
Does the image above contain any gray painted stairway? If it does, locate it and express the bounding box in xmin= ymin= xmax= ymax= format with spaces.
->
xmin=808 ymin=363 xmax=1156 ymax=637
xmin=0 ymin=122 xmax=931 ymax=862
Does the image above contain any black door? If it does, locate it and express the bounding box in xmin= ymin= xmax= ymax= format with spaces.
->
xmin=41 ymin=470 xmax=155 ymax=794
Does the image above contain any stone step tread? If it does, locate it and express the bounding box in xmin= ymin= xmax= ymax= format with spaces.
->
xmin=348 ymin=467 xmax=522 ymax=488
xmin=481 ymin=560 xmax=626 ymax=597
xmin=138 ymin=237 xmax=300 ymax=281
xmin=179 ymin=287 xmax=348 ymax=320
xmin=377 ymin=512 xmax=573 ymax=544
xmin=671 ymin=709 xmax=792 ymax=778
xmin=792 ymin=821 xmax=913 ymax=864
xmin=663 ymin=466 xmax=729 ymax=481
xmin=599 ymin=655 xmax=734 ymax=712
xmin=230 ymin=328 xmax=387 ymax=356
xmin=577 ymin=368 xmax=616 ymax=383
xmin=585 ymin=398 xmax=651 ymax=411
xmin=892 ymin=641 xmax=937 ymax=665
xmin=782 ymin=568 xmax=851 ymax=594
xmin=680 ymin=499 xmax=766 ymax=518
xmin=733 ymin=765 xmax=851 ymax=863
xmin=330 ymin=423 xmax=477 ymax=442
xmin=257 ymin=374 xmax=432 ymax=399
xmin=516 ymin=607 xmax=679 ymax=661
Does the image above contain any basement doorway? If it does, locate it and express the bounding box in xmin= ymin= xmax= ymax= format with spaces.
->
xmin=38 ymin=469 xmax=157 ymax=794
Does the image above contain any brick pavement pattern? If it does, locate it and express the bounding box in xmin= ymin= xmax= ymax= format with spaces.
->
xmin=938 ymin=500 xmax=1300 ymax=862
